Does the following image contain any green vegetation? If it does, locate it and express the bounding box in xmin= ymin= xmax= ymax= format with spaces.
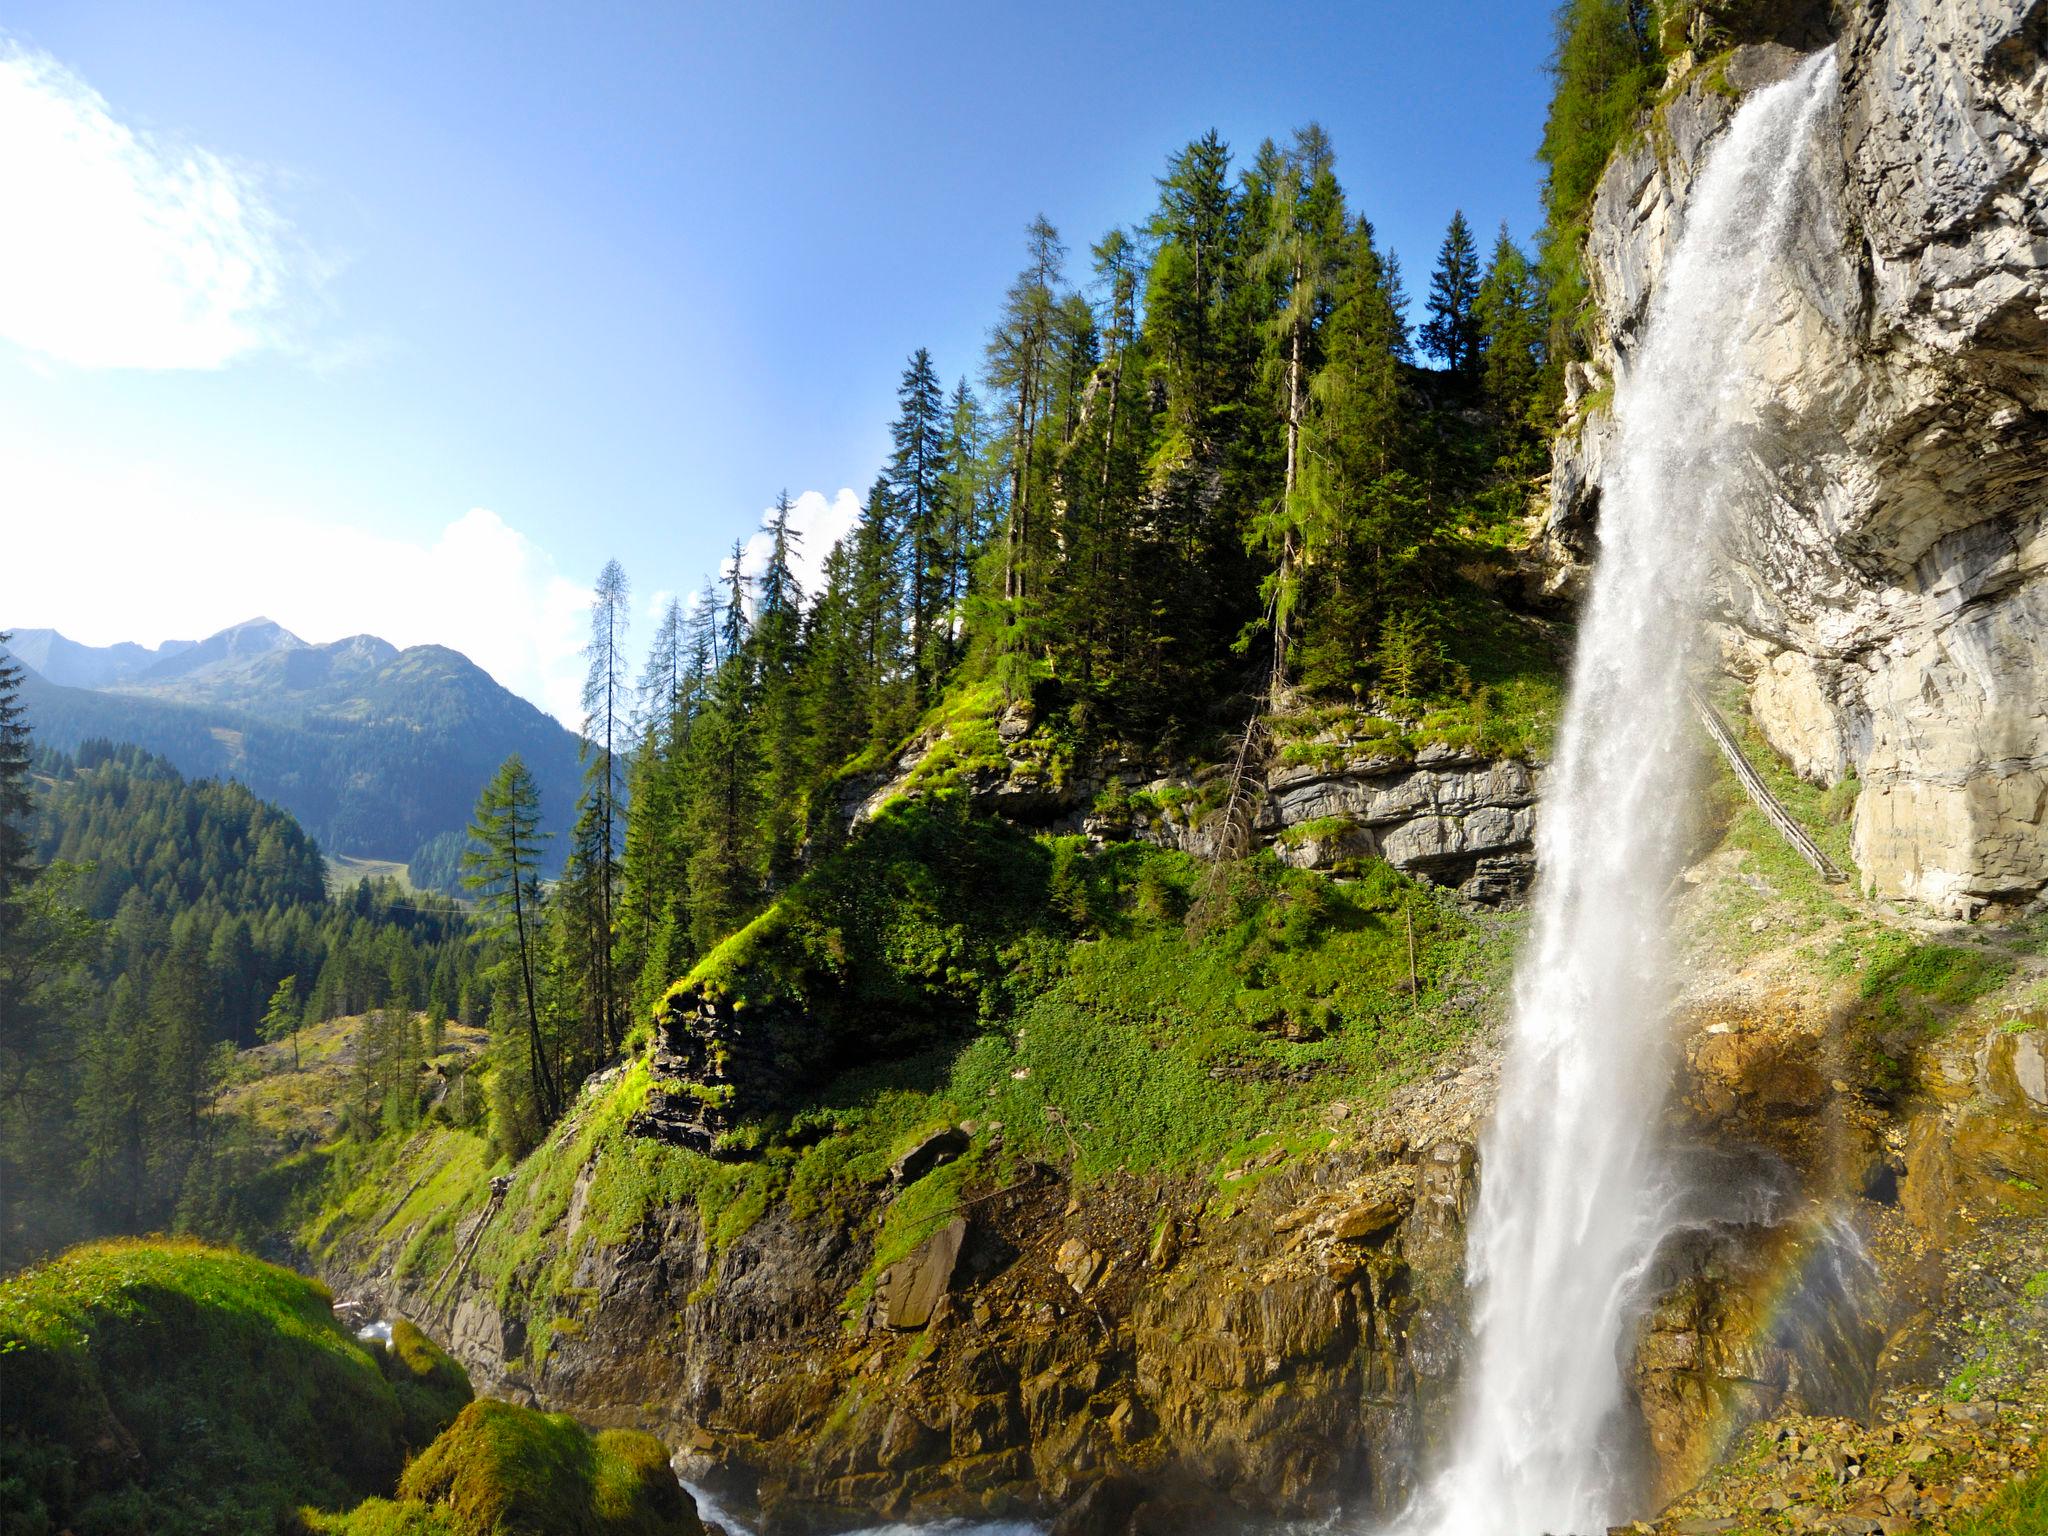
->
xmin=0 ymin=1234 xmax=690 ymax=1536
xmin=320 ymin=1400 xmax=694 ymax=1536
xmin=305 ymin=804 xmax=1507 ymax=1364
xmin=1949 ymin=1467 xmax=2048 ymax=1535
xmin=1 ymin=741 xmax=480 ymax=1269
xmin=385 ymin=1318 xmax=475 ymax=1451
xmin=1537 ymin=0 xmax=1664 ymax=361
xmin=0 ymin=1238 xmax=460 ymax=1535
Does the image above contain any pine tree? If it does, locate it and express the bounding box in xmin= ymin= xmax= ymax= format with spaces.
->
xmin=1421 ymin=210 xmax=1483 ymax=377
xmin=1539 ymin=0 xmax=1661 ymax=354
xmin=1292 ymin=217 xmax=1422 ymax=697
xmin=755 ymin=492 xmax=809 ymax=880
xmin=888 ymin=353 xmax=948 ymax=694
xmin=462 ymin=755 xmax=558 ymax=1124
xmin=1251 ymin=124 xmax=1349 ymax=695
xmin=984 ymin=217 xmax=1065 ymax=608
xmin=637 ymin=595 xmax=688 ymax=746
xmin=936 ymin=379 xmax=993 ymax=667
xmin=1476 ymin=222 xmax=1548 ymax=433
xmin=720 ymin=541 xmax=752 ymax=681
xmin=578 ymin=560 xmax=631 ymax=1057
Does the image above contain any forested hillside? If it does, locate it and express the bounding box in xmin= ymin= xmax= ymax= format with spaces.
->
xmin=453 ymin=110 xmax=1568 ymax=1152
xmin=3 ymin=621 xmax=582 ymax=881
xmin=0 ymin=734 xmax=482 ymax=1268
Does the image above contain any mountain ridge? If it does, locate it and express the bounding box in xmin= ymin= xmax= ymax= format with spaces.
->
xmin=3 ymin=619 xmax=583 ymax=883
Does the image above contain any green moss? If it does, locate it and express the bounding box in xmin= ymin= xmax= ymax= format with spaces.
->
xmin=388 ymin=1400 xmax=693 ymax=1536
xmin=380 ymin=1319 xmax=472 ymax=1451
xmin=0 ymin=1238 xmax=420 ymax=1535
xmin=307 ymin=833 xmax=1502 ymax=1385
xmin=309 ymin=1400 xmax=694 ymax=1536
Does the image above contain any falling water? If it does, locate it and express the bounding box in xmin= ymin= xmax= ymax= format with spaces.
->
xmin=1402 ymin=50 xmax=1841 ymax=1536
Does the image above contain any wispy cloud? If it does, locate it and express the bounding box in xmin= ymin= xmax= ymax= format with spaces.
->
xmin=0 ymin=39 xmax=303 ymax=369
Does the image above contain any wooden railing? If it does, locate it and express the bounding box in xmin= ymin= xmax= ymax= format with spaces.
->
xmin=1686 ymin=682 xmax=1848 ymax=884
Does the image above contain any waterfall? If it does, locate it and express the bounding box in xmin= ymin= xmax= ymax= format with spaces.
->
xmin=1402 ymin=50 xmax=1841 ymax=1536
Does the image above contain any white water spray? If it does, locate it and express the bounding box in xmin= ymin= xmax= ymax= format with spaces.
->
xmin=1404 ymin=51 xmax=1841 ymax=1536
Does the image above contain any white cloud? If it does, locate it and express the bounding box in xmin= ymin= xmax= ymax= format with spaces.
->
xmin=2 ymin=445 xmax=593 ymax=725
xmin=0 ymin=40 xmax=301 ymax=369
xmin=728 ymin=488 xmax=863 ymax=607
xmin=1 ymin=434 xmax=867 ymax=727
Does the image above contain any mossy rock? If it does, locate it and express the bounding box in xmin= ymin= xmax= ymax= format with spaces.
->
xmin=0 ymin=1237 xmax=413 ymax=1535
xmin=378 ymin=1318 xmax=474 ymax=1450
xmin=392 ymin=1399 xmax=700 ymax=1536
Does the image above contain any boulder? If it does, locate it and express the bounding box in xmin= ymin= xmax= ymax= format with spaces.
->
xmin=890 ymin=1127 xmax=971 ymax=1186
xmin=876 ymin=1218 xmax=970 ymax=1331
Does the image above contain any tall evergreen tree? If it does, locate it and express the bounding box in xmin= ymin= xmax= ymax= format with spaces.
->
xmin=462 ymin=755 xmax=558 ymax=1125
xmin=577 ymin=559 xmax=631 ymax=1057
xmin=936 ymin=379 xmax=994 ymax=667
xmin=1251 ymin=124 xmax=1349 ymax=694
xmin=1421 ymin=210 xmax=1483 ymax=377
xmin=1476 ymin=222 xmax=1548 ymax=434
xmin=1538 ymin=0 xmax=1661 ymax=355
xmin=985 ymin=217 xmax=1065 ymax=609
xmin=0 ymin=635 xmax=34 ymax=928
xmin=889 ymin=352 xmax=948 ymax=694
xmin=720 ymin=541 xmax=752 ymax=679
xmin=755 ymin=492 xmax=809 ymax=880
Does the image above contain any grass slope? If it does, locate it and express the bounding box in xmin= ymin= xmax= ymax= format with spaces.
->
xmin=0 ymin=1238 xmax=454 ymax=1535
xmin=300 ymin=799 xmax=1511 ymax=1367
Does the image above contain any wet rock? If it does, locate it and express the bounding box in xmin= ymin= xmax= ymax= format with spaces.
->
xmin=1050 ymin=1474 xmax=1149 ymax=1536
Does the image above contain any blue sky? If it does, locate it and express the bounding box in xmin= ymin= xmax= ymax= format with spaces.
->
xmin=0 ymin=1 xmax=1556 ymax=723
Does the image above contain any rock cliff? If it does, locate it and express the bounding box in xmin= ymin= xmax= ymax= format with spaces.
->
xmin=838 ymin=707 xmax=1546 ymax=905
xmin=1551 ymin=0 xmax=2048 ymax=918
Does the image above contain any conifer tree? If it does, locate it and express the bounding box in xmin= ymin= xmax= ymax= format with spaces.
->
xmin=936 ymin=379 xmax=993 ymax=667
xmin=1421 ymin=210 xmax=1483 ymax=378
xmin=1475 ymin=222 xmax=1548 ymax=434
xmin=463 ymin=755 xmax=558 ymax=1124
xmin=0 ymin=636 xmax=33 ymax=929
xmin=889 ymin=353 xmax=948 ymax=694
xmin=985 ymin=217 xmax=1065 ymax=608
xmin=720 ymin=540 xmax=752 ymax=678
xmin=578 ymin=559 xmax=631 ymax=1056
xmin=755 ymin=492 xmax=809 ymax=880
xmin=1252 ymin=124 xmax=1349 ymax=695
xmin=637 ymin=595 xmax=688 ymax=745
xmin=1293 ymin=217 xmax=1423 ymax=697
xmin=1538 ymin=0 xmax=1661 ymax=353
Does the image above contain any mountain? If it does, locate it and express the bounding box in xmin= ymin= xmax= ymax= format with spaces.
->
xmin=5 ymin=626 xmax=197 ymax=688
xmin=4 ymin=620 xmax=583 ymax=883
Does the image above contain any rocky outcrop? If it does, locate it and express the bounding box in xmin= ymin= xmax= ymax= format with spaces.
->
xmin=840 ymin=723 xmax=1544 ymax=904
xmin=1552 ymin=0 xmax=2048 ymax=917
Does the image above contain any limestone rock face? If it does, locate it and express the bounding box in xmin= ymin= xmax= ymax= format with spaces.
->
xmin=1552 ymin=0 xmax=2048 ymax=916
